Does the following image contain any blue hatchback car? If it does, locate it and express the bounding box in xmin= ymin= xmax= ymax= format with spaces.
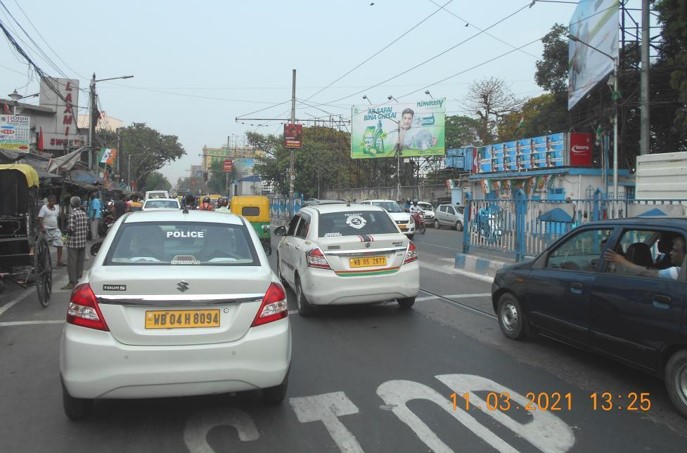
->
xmin=492 ymin=217 xmax=687 ymax=418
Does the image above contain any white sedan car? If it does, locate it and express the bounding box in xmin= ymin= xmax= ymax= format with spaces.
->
xmin=275 ymin=203 xmax=420 ymax=316
xmin=59 ymin=210 xmax=291 ymax=419
xmin=142 ymin=198 xmax=181 ymax=211
xmin=359 ymin=199 xmax=415 ymax=238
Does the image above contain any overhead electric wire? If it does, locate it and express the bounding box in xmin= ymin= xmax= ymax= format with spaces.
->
xmin=320 ymin=2 xmax=533 ymax=106
xmin=0 ymin=0 xmax=71 ymax=80
xmin=0 ymin=16 xmax=78 ymax=121
xmin=428 ymin=0 xmax=539 ymax=59
xmin=235 ymin=99 xmax=293 ymax=121
xmin=10 ymin=0 xmax=86 ymax=79
xmin=304 ymin=0 xmax=454 ymax=102
xmin=398 ymin=36 xmax=543 ymax=100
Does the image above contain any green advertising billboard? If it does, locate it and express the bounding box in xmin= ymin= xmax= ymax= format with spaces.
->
xmin=350 ymin=99 xmax=445 ymax=159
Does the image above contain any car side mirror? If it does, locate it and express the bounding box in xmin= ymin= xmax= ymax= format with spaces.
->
xmin=274 ymin=225 xmax=287 ymax=236
xmin=404 ymin=208 xmax=409 ymax=213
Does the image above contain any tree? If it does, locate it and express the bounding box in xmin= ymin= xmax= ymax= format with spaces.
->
xmin=251 ymin=127 xmax=352 ymax=199
xmin=535 ymin=24 xmax=569 ymax=95
xmin=444 ymin=115 xmax=482 ymax=149
xmin=98 ymin=123 xmax=186 ymax=192
xmin=144 ymin=171 xmax=172 ymax=192
xmin=497 ymin=94 xmax=569 ymax=141
xmin=654 ymin=0 xmax=687 ymax=150
xmin=463 ymin=77 xmax=520 ymax=144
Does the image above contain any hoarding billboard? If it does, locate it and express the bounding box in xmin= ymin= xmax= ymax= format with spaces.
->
xmin=568 ymin=0 xmax=619 ymax=110
xmin=0 ymin=115 xmax=30 ymax=151
xmin=473 ymin=133 xmax=567 ymax=174
xmin=351 ymin=99 xmax=445 ymax=159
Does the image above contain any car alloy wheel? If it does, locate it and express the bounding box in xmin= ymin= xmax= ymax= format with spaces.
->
xmin=455 ymin=221 xmax=463 ymax=232
xmin=433 ymin=219 xmax=440 ymax=229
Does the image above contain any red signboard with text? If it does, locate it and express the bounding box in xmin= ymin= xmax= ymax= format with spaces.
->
xmin=223 ymin=159 xmax=233 ymax=173
xmin=284 ymin=123 xmax=303 ymax=149
xmin=568 ymin=132 xmax=593 ymax=167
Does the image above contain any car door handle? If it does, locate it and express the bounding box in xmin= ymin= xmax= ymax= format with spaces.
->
xmin=570 ymin=282 xmax=583 ymax=294
xmin=652 ymin=295 xmax=672 ymax=310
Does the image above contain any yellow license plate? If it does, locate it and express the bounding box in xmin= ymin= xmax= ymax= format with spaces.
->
xmin=145 ymin=309 xmax=220 ymax=329
xmin=349 ymin=256 xmax=387 ymax=268
xmin=398 ymin=224 xmax=408 ymax=230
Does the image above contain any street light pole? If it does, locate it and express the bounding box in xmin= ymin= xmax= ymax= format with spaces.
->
xmin=568 ymin=34 xmax=619 ymax=200
xmin=88 ymin=73 xmax=134 ymax=170
xmin=8 ymin=89 xmax=22 ymax=114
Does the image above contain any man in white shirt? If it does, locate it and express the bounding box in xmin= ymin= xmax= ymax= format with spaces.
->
xmin=37 ymin=195 xmax=65 ymax=267
xmin=604 ymin=236 xmax=685 ymax=279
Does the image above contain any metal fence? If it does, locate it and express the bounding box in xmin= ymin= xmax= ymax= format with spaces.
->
xmin=464 ymin=190 xmax=687 ymax=262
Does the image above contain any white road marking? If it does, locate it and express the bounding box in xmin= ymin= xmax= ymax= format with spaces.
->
xmin=183 ymin=407 xmax=259 ymax=453
xmin=0 ymin=287 xmax=36 ymax=318
xmin=0 ymin=320 xmax=64 ymax=327
xmin=290 ymin=392 xmax=363 ymax=453
xmin=377 ymin=380 xmax=518 ymax=453
xmin=420 ymin=261 xmax=495 ymax=283
xmin=436 ymin=374 xmax=575 ymax=453
xmin=417 ymin=293 xmax=491 ymax=302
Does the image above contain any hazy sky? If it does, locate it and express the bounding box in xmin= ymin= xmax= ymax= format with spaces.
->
xmin=1 ymin=0 xmax=599 ymax=184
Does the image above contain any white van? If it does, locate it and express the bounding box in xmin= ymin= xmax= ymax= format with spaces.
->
xmin=144 ymin=190 xmax=170 ymax=200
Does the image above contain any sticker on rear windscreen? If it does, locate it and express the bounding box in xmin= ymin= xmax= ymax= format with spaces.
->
xmin=167 ymin=230 xmax=204 ymax=238
xmin=345 ymin=214 xmax=366 ymax=229
xmin=103 ymin=284 xmax=126 ymax=291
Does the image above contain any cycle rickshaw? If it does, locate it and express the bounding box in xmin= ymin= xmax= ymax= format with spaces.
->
xmin=0 ymin=164 xmax=53 ymax=307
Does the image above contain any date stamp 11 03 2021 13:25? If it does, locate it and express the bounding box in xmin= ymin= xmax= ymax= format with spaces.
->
xmin=450 ymin=391 xmax=652 ymax=413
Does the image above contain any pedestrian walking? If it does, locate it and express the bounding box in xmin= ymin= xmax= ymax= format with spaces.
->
xmin=37 ymin=194 xmax=65 ymax=267
xmin=62 ymin=196 xmax=89 ymax=290
xmin=87 ymin=192 xmax=102 ymax=240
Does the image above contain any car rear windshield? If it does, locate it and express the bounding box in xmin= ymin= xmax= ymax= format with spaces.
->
xmin=104 ymin=222 xmax=259 ymax=266
xmin=368 ymin=201 xmax=404 ymax=213
xmin=144 ymin=200 xmax=179 ymax=209
xmin=318 ymin=211 xmax=399 ymax=237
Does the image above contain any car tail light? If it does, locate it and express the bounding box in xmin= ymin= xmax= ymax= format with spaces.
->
xmin=66 ymin=284 xmax=110 ymax=331
xmin=251 ymin=282 xmax=288 ymax=327
xmin=404 ymin=242 xmax=418 ymax=264
xmin=306 ymin=248 xmax=331 ymax=269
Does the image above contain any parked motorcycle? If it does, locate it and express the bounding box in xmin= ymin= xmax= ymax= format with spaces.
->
xmin=411 ymin=211 xmax=427 ymax=235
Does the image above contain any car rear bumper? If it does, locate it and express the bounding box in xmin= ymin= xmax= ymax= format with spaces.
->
xmin=60 ymin=319 xmax=291 ymax=399
xmin=301 ymin=262 xmax=420 ymax=305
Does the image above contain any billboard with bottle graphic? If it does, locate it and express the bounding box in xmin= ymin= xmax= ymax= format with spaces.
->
xmin=350 ymin=99 xmax=445 ymax=159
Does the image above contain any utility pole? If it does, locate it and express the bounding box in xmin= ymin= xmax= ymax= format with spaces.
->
xmin=639 ymin=0 xmax=650 ymax=155
xmin=289 ymin=69 xmax=296 ymax=215
xmin=88 ymin=73 xmax=96 ymax=170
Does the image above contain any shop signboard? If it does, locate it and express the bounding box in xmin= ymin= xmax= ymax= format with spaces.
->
xmin=0 ymin=114 xmax=30 ymax=151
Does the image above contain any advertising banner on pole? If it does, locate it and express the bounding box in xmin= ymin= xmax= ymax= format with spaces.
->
xmin=568 ymin=0 xmax=619 ymax=110
xmin=284 ymin=124 xmax=302 ymax=149
xmin=350 ymin=98 xmax=445 ymax=159
xmin=0 ymin=115 xmax=30 ymax=151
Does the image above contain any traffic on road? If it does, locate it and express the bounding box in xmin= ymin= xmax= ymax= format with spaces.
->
xmin=1 ymin=206 xmax=686 ymax=452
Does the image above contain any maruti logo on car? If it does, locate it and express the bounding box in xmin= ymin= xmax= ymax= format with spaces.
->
xmin=177 ymin=281 xmax=190 ymax=292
